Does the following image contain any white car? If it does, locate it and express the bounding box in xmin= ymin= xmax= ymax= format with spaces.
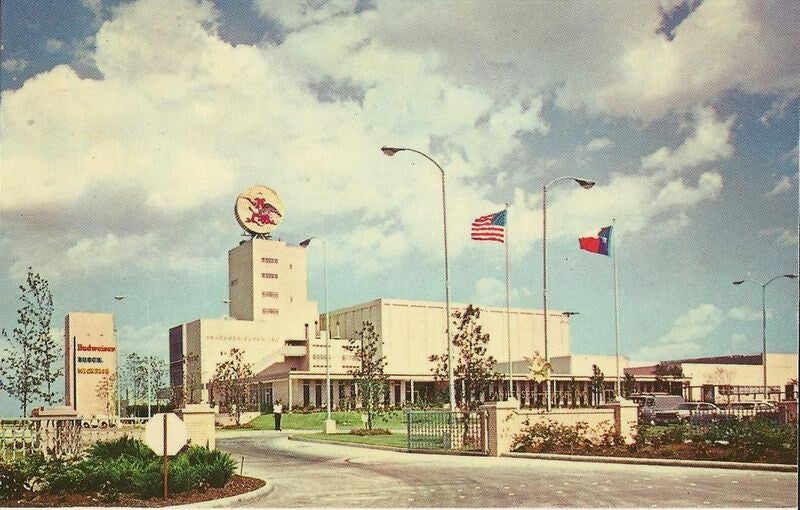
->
xmin=654 ymin=402 xmax=719 ymax=424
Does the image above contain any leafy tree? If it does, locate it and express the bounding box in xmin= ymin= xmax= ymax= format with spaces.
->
xmin=0 ymin=268 xmax=61 ymax=415
xmin=654 ymin=362 xmax=684 ymax=395
xmin=347 ymin=321 xmax=388 ymax=430
xmin=623 ymin=372 xmax=636 ymax=398
xmin=430 ymin=305 xmax=498 ymax=412
xmin=589 ymin=364 xmax=605 ymax=406
xmin=121 ymin=353 xmax=167 ymax=412
xmin=212 ymin=348 xmax=253 ymax=426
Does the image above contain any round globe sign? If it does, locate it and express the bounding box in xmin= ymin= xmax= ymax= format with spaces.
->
xmin=235 ymin=185 xmax=284 ymax=235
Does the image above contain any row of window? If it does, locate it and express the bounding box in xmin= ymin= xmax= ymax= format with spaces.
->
xmin=262 ymin=308 xmax=279 ymax=315
xmin=261 ymin=257 xmax=278 ymax=264
xmin=261 ymin=273 xmax=278 ymax=279
xmin=261 ymin=291 xmax=279 ymax=298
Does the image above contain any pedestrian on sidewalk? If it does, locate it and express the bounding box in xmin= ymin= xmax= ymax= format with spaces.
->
xmin=273 ymin=400 xmax=283 ymax=431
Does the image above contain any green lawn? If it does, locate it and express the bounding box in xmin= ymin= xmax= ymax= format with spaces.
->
xmin=300 ymin=432 xmax=408 ymax=448
xmin=247 ymin=411 xmax=406 ymax=431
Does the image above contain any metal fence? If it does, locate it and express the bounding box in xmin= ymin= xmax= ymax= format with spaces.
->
xmin=1 ymin=417 xmax=148 ymax=461
xmin=405 ymin=410 xmax=487 ymax=454
xmin=687 ymin=408 xmax=786 ymax=430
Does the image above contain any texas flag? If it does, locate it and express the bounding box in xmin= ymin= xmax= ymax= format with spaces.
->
xmin=579 ymin=226 xmax=612 ymax=256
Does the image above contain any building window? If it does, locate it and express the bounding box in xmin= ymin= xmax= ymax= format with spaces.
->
xmin=262 ymin=308 xmax=279 ymax=315
xmin=262 ymin=291 xmax=279 ymax=298
xmin=261 ymin=273 xmax=278 ymax=279
xmin=261 ymin=257 xmax=278 ymax=264
xmin=303 ymin=381 xmax=310 ymax=406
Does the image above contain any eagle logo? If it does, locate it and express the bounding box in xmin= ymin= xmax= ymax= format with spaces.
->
xmin=243 ymin=196 xmax=283 ymax=227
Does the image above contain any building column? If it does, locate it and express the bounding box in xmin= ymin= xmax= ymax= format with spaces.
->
xmin=410 ymin=380 xmax=415 ymax=404
xmin=288 ymin=376 xmax=293 ymax=412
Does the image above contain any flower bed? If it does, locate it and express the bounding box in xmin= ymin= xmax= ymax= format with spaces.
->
xmin=511 ymin=418 xmax=797 ymax=464
xmin=0 ymin=436 xmax=261 ymax=506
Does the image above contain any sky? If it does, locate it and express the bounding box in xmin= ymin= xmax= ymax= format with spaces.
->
xmin=1 ymin=0 xmax=798 ymax=415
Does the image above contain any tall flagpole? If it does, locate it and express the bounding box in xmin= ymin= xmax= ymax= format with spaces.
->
xmin=504 ymin=204 xmax=513 ymax=398
xmin=612 ymin=219 xmax=621 ymax=397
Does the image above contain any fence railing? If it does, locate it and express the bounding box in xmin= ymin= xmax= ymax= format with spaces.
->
xmin=405 ymin=410 xmax=487 ymax=454
xmin=1 ymin=417 xmax=147 ymax=461
xmin=687 ymin=408 xmax=785 ymax=430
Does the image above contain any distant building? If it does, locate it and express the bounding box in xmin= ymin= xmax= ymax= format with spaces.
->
xmin=64 ymin=312 xmax=118 ymax=418
xmin=625 ymin=352 xmax=799 ymax=402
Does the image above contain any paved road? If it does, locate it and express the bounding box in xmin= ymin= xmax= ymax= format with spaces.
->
xmin=219 ymin=431 xmax=798 ymax=508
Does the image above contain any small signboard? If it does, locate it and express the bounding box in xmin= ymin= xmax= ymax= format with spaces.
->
xmin=144 ymin=413 xmax=187 ymax=456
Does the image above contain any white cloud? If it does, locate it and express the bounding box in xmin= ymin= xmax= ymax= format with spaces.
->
xmin=634 ymin=304 xmax=722 ymax=360
xmin=578 ymin=137 xmax=614 ymax=152
xmin=758 ymin=227 xmax=800 ymax=246
xmin=472 ymin=277 xmax=521 ymax=308
xmin=642 ymin=107 xmax=734 ymax=173
xmin=45 ymin=39 xmax=65 ymax=52
xmin=728 ymin=306 xmax=773 ymax=322
xmin=364 ymin=0 xmax=800 ymax=120
xmin=254 ymin=0 xmax=361 ymax=30
xmin=1 ymin=58 xmax=28 ymax=72
xmin=766 ymin=175 xmax=795 ymax=196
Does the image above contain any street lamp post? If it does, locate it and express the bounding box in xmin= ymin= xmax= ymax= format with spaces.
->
xmin=542 ymin=176 xmax=595 ymax=412
xmin=733 ymin=274 xmax=798 ymax=400
xmin=300 ymin=237 xmax=336 ymax=431
xmin=381 ymin=146 xmax=456 ymax=411
xmin=114 ymin=295 xmax=152 ymax=417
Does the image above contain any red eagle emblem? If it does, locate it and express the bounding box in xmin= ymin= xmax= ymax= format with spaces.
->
xmin=243 ymin=197 xmax=283 ymax=227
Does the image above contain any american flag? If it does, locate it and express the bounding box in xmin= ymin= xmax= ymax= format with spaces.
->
xmin=471 ymin=209 xmax=506 ymax=243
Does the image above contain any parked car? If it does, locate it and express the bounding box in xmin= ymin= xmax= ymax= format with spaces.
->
xmin=629 ymin=393 xmax=685 ymax=425
xmin=724 ymin=400 xmax=776 ymax=411
xmin=654 ymin=401 xmax=719 ymax=424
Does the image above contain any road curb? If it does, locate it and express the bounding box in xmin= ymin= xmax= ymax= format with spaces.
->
xmin=504 ymin=452 xmax=798 ymax=472
xmin=176 ymin=478 xmax=274 ymax=508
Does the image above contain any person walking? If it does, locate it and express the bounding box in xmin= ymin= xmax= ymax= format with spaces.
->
xmin=273 ymin=400 xmax=283 ymax=431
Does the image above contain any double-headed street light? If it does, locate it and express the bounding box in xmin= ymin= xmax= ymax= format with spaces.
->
xmin=381 ymin=146 xmax=456 ymax=411
xmin=732 ymin=273 xmax=798 ymax=400
xmin=300 ymin=237 xmax=334 ymax=427
xmin=542 ymin=176 xmax=595 ymax=412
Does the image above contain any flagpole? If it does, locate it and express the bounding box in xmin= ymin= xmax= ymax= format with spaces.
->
xmin=612 ymin=218 xmax=621 ymax=397
xmin=504 ymin=204 xmax=513 ymax=398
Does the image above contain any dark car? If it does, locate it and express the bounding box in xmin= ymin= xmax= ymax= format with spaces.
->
xmin=654 ymin=401 xmax=719 ymax=424
xmin=629 ymin=393 xmax=685 ymax=425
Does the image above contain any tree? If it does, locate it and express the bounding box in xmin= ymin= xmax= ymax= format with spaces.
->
xmin=95 ymin=371 xmax=118 ymax=417
xmin=121 ymin=353 xmax=167 ymax=413
xmin=589 ymin=364 xmax=605 ymax=406
xmin=347 ymin=321 xmax=388 ymax=430
xmin=212 ymin=348 xmax=253 ymax=426
xmin=623 ymin=373 xmax=636 ymax=398
xmin=0 ymin=268 xmax=61 ymax=415
xmin=430 ymin=305 xmax=498 ymax=412
xmin=654 ymin=362 xmax=683 ymax=395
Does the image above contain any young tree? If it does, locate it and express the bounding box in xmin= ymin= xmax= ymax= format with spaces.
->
xmin=0 ymin=268 xmax=60 ymax=415
xmin=347 ymin=321 xmax=388 ymax=430
xmin=212 ymin=348 xmax=253 ymax=426
xmin=623 ymin=372 xmax=636 ymax=398
xmin=589 ymin=364 xmax=605 ymax=406
xmin=121 ymin=353 xmax=167 ymax=413
xmin=654 ymin=362 xmax=683 ymax=394
xmin=430 ymin=305 xmax=498 ymax=412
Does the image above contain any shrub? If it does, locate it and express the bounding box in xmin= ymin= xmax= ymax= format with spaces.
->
xmin=86 ymin=436 xmax=155 ymax=463
xmin=42 ymin=463 xmax=87 ymax=494
xmin=0 ymin=462 xmax=27 ymax=500
xmin=511 ymin=420 xmax=594 ymax=454
xmin=132 ymin=461 xmax=163 ymax=499
xmin=349 ymin=428 xmax=391 ymax=436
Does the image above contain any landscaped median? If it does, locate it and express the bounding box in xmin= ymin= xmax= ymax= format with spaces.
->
xmin=294 ymin=431 xmax=408 ymax=449
xmin=232 ymin=411 xmax=406 ymax=431
xmin=0 ymin=437 xmax=268 ymax=507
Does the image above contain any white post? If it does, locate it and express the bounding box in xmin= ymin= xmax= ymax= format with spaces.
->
xmin=542 ymin=185 xmax=551 ymax=412
xmin=504 ymin=204 xmax=513 ymax=397
xmin=612 ymin=219 xmax=621 ymax=397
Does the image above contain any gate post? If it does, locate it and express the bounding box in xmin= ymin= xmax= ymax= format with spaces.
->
xmin=480 ymin=398 xmax=519 ymax=456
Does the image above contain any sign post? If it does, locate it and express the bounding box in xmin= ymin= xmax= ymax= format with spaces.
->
xmin=144 ymin=413 xmax=187 ymax=502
